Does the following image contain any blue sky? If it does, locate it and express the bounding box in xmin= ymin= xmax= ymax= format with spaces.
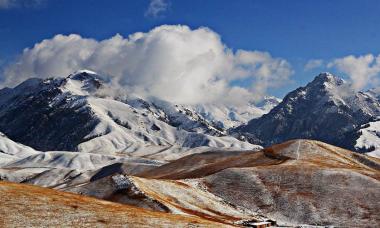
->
xmin=1 ymin=0 xmax=379 ymax=100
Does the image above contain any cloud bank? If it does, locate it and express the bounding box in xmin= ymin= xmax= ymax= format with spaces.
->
xmin=145 ymin=0 xmax=170 ymax=18
xmin=2 ymin=25 xmax=293 ymax=105
xmin=328 ymin=54 xmax=380 ymax=91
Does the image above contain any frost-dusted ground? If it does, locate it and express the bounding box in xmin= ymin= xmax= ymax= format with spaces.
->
xmin=0 ymin=181 xmax=228 ymax=228
xmin=138 ymin=140 xmax=380 ymax=227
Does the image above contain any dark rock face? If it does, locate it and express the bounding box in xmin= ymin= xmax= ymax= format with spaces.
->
xmin=0 ymin=77 xmax=99 ymax=151
xmin=234 ymin=73 xmax=380 ymax=150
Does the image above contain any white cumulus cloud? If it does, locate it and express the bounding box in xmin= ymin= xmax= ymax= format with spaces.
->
xmin=2 ymin=25 xmax=293 ymax=105
xmin=234 ymin=50 xmax=293 ymax=100
xmin=145 ymin=0 xmax=170 ymax=18
xmin=328 ymin=54 xmax=380 ymax=91
xmin=304 ymin=59 xmax=323 ymax=71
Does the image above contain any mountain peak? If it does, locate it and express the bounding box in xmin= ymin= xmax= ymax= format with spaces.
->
xmin=64 ymin=70 xmax=104 ymax=94
xmin=316 ymin=72 xmax=334 ymax=79
xmin=235 ymin=71 xmax=380 ymax=149
xmin=68 ymin=69 xmax=100 ymax=81
xmin=311 ymin=72 xmax=345 ymax=87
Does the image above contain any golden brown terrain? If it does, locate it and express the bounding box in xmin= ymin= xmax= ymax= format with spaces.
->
xmin=57 ymin=140 xmax=380 ymax=226
xmin=0 ymin=181 xmax=231 ymax=227
xmin=1 ymin=139 xmax=379 ymax=227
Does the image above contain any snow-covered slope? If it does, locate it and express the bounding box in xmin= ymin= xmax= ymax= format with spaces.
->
xmin=355 ymin=119 xmax=380 ymax=158
xmin=0 ymin=70 xmax=259 ymax=156
xmin=77 ymin=96 xmax=258 ymax=155
xmin=0 ymin=151 xmax=164 ymax=187
xmin=0 ymin=70 xmax=263 ymax=189
xmin=188 ymin=96 xmax=281 ymax=129
xmin=3 ymin=151 xmax=162 ymax=170
xmin=0 ymin=132 xmax=38 ymax=165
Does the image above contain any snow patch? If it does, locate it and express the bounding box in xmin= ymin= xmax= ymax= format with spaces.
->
xmin=356 ymin=119 xmax=380 ymax=158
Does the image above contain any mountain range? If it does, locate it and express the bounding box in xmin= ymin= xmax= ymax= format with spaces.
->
xmin=1 ymin=70 xmax=379 ymax=157
xmin=0 ymin=70 xmax=264 ymax=156
xmin=0 ymin=70 xmax=379 ymax=227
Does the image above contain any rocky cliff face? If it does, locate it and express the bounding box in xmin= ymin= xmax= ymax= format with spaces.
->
xmin=0 ymin=76 xmax=99 ymax=151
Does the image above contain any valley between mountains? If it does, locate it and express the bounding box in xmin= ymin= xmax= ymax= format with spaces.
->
xmin=0 ymin=70 xmax=379 ymax=227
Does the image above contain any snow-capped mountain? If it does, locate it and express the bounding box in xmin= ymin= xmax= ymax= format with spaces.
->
xmin=0 ymin=70 xmax=259 ymax=156
xmin=189 ymin=96 xmax=281 ymax=130
xmin=233 ymin=72 xmax=380 ymax=153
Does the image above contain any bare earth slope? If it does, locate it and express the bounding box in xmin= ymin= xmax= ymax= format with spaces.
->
xmin=138 ymin=140 xmax=380 ymax=226
xmin=138 ymin=139 xmax=380 ymax=180
xmin=0 ymin=181 xmax=230 ymax=227
xmin=62 ymin=174 xmax=271 ymax=226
